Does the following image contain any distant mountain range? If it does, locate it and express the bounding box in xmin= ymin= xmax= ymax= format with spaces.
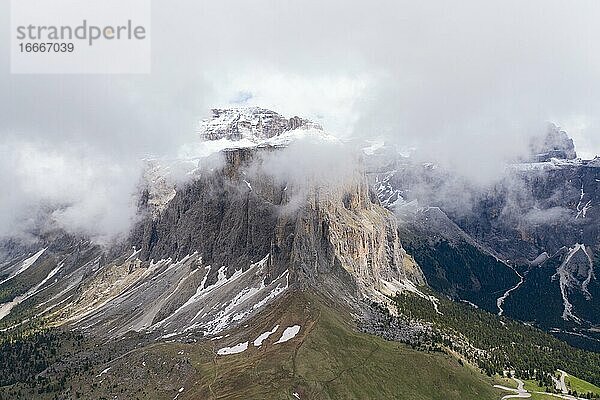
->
xmin=367 ymin=123 xmax=600 ymax=350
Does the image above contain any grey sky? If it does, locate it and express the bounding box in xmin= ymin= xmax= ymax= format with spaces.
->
xmin=1 ymin=0 xmax=600 ymax=239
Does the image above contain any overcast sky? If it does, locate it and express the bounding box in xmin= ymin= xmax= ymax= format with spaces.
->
xmin=2 ymin=0 xmax=600 ymax=240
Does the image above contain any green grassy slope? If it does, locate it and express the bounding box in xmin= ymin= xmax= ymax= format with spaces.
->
xmin=291 ymin=296 xmax=499 ymax=400
xmin=564 ymin=373 xmax=600 ymax=397
xmin=0 ymin=291 xmax=502 ymax=400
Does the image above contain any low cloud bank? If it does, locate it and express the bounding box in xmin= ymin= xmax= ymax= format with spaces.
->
xmin=2 ymin=0 xmax=600 ymax=242
xmin=0 ymin=139 xmax=142 ymax=244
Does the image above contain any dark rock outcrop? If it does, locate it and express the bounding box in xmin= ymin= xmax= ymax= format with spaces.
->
xmin=529 ymin=123 xmax=577 ymax=162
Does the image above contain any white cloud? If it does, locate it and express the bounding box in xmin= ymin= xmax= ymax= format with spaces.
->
xmin=0 ymin=139 xmax=141 ymax=243
xmin=2 ymin=0 xmax=600 ymax=240
xmin=206 ymin=69 xmax=370 ymax=136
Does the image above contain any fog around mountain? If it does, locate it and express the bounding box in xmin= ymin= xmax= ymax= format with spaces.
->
xmin=2 ymin=0 xmax=600 ymax=241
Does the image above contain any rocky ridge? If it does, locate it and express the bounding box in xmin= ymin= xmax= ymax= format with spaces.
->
xmin=0 ymin=108 xmax=424 ymax=341
xmin=198 ymin=107 xmax=322 ymax=141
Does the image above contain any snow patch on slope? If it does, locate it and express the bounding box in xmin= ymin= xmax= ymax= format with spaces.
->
xmin=149 ymin=254 xmax=289 ymax=339
xmin=552 ymin=244 xmax=595 ymax=323
xmin=217 ymin=341 xmax=248 ymax=355
xmin=0 ymin=262 xmax=63 ymax=321
xmin=374 ymin=170 xmax=401 ymax=208
xmin=253 ymin=325 xmax=279 ymax=347
xmin=0 ymin=248 xmax=47 ymax=286
xmin=275 ymin=325 xmax=301 ymax=344
xmin=575 ymin=183 xmax=592 ymax=219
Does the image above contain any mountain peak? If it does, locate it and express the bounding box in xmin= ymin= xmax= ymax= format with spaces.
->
xmin=198 ymin=107 xmax=322 ymax=142
xmin=529 ymin=123 xmax=577 ymax=162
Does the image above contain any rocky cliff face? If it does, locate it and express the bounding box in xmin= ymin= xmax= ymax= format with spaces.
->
xmin=132 ymin=145 xmax=424 ymax=304
xmin=0 ymin=108 xmax=424 ymax=340
xmin=270 ymin=179 xmax=425 ymax=297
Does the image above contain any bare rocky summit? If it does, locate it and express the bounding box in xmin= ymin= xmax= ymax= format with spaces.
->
xmin=199 ymin=107 xmax=322 ymax=141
